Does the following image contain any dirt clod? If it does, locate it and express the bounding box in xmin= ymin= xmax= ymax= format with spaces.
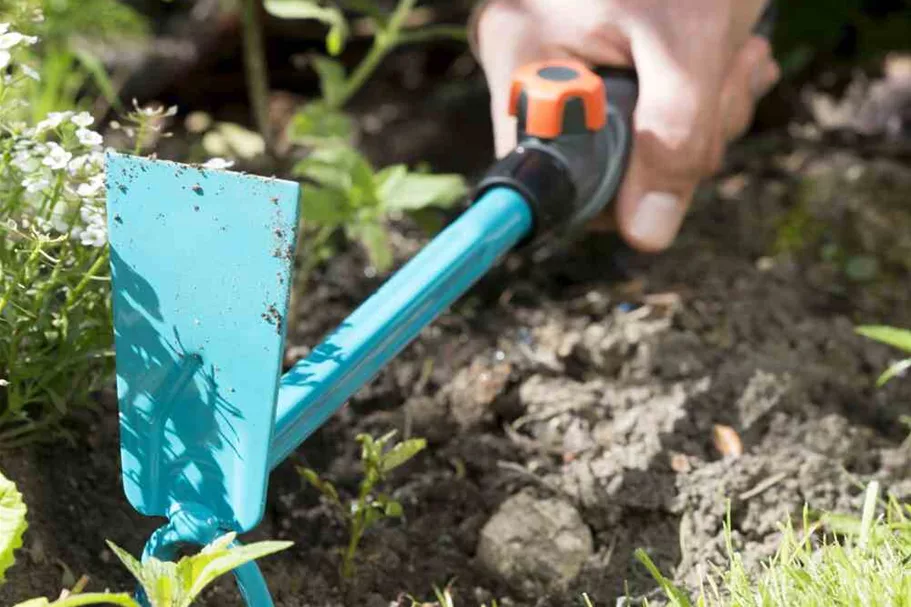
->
xmin=477 ymin=492 xmax=593 ymax=594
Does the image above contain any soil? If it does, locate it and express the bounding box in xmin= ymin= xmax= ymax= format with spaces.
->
xmin=2 ymin=44 xmax=911 ymax=607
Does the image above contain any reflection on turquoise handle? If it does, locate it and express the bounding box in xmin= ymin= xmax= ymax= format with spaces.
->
xmin=269 ymin=186 xmax=533 ymax=469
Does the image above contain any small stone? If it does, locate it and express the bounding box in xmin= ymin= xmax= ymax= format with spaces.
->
xmin=446 ymin=359 xmax=511 ymax=430
xmin=755 ymin=256 xmax=775 ymax=272
xmin=477 ymin=492 xmax=593 ymax=592
xmin=713 ymin=424 xmax=744 ymax=459
xmin=670 ymin=452 xmax=693 ymax=473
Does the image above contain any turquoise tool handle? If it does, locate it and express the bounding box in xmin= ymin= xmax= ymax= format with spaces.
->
xmin=269 ymin=187 xmax=533 ymax=468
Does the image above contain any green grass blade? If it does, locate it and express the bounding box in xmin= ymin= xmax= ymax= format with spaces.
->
xmin=856 ymin=325 xmax=911 ymax=353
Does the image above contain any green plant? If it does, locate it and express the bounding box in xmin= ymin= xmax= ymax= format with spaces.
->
xmin=0 ymin=23 xmax=115 ymax=445
xmin=0 ymin=0 xmax=148 ymax=118
xmin=636 ymin=481 xmax=911 ymax=607
xmin=0 ymin=468 xmax=289 ymax=607
xmin=256 ymin=0 xmax=469 ymax=275
xmin=265 ymin=0 xmax=466 ymax=116
xmin=856 ymin=325 xmax=911 ymax=387
xmin=400 ymin=585 xmax=597 ymax=607
xmin=106 ymin=533 xmax=292 ymax=607
xmin=300 ymin=430 xmax=426 ymax=578
xmin=0 ymin=467 xmax=27 ymax=583
xmin=293 ymin=144 xmax=466 ymax=271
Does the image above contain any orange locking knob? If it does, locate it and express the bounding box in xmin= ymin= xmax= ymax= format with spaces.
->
xmin=509 ymin=60 xmax=607 ymax=139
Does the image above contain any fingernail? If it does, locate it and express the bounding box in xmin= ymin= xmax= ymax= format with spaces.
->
xmin=629 ymin=191 xmax=683 ymax=250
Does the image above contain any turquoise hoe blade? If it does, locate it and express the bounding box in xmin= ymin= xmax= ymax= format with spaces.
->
xmin=106 ymin=152 xmax=300 ymax=533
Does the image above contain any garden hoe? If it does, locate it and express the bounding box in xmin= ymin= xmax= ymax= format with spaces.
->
xmin=105 ymin=9 xmax=773 ymax=605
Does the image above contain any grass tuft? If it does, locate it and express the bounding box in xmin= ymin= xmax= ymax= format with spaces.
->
xmin=637 ymin=481 xmax=911 ymax=606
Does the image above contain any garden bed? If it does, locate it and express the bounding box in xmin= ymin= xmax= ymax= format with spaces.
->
xmin=2 ymin=37 xmax=911 ymax=607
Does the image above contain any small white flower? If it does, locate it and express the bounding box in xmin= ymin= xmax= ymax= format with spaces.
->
xmin=35 ymin=216 xmax=52 ymax=232
xmin=72 ymin=112 xmax=94 ymax=128
xmin=132 ymin=99 xmax=178 ymax=118
xmin=20 ymin=64 xmax=39 ymax=81
xmin=5 ymin=218 xmax=17 ymax=230
xmin=68 ymin=154 xmax=89 ymax=174
xmin=23 ymin=175 xmax=50 ymax=194
xmin=0 ymin=50 xmax=10 ymax=70
xmin=50 ymin=207 xmax=69 ymax=233
xmin=76 ymin=174 xmax=104 ymax=197
xmin=13 ymin=150 xmax=40 ymax=173
xmin=0 ymin=379 xmax=8 ymax=388
xmin=35 ymin=111 xmax=73 ymax=133
xmin=76 ymin=128 xmax=103 ymax=147
xmin=0 ymin=23 xmax=9 ymax=35
xmin=32 ymin=10 xmax=45 ymax=23
xmin=202 ymin=157 xmax=235 ymax=170
xmin=43 ymin=142 xmax=73 ymax=170
xmin=0 ymin=32 xmax=37 ymax=50
xmin=76 ymin=222 xmax=106 ymax=248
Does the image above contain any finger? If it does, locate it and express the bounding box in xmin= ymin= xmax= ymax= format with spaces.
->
xmin=720 ymin=36 xmax=780 ymax=141
xmin=475 ymin=1 xmax=564 ymax=157
xmin=614 ymin=26 xmax=729 ymax=253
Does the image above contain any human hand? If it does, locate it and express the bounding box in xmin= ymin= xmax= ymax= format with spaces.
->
xmin=472 ymin=0 xmax=780 ymax=252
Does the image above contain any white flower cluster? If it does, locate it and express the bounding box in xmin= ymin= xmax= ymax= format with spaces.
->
xmin=1 ymin=23 xmax=109 ymax=248
xmin=0 ymin=23 xmax=37 ymax=71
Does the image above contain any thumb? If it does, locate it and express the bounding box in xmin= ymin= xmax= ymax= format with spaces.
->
xmin=474 ymin=2 xmax=570 ymax=158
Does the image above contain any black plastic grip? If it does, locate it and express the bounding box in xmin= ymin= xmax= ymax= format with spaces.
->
xmin=473 ymin=1 xmax=776 ymax=245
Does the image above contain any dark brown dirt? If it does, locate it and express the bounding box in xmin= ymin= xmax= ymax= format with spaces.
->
xmin=2 ymin=58 xmax=910 ymax=607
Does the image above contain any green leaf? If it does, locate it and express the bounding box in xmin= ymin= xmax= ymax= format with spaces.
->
xmin=856 ymin=325 xmax=911 ymax=354
xmin=356 ymin=433 xmax=378 ymax=464
xmin=383 ymin=500 xmax=403 ymax=518
xmin=182 ymin=537 xmax=293 ymax=604
xmin=374 ymin=165 xmax=408 ymax=192
xmin=362 ymin=505 xmax=384 ymax=529
xmin=0 ymin=470 xmax=28 ymax=584
xmin=108 ymin=535 xmax=291 ymax=607
xmin=201 ymin=122 xmax=266 ymax=160
xmin=380 ymin=438 xmax=426 ymax=473
xmin=300 ymin=184 xmax=352 ymax=228
xmin=375 ymin=430 xmax=398 ymax=450
xmin=294 ymin=145 xmax=375 ymax=194
xmin=264 ymin=1 xmax=349 ymax=55
xmin=297 ymin=466 xmax=341 ymax=504
xmin=349 ymin=220 xmax=393 ymax=271
xmin=105 ymin=541 xmax=145 ymax=585
xmin=634 ymin=549 xmax=694 ymax=607
xmin=312 ymin=57 xmax=348 ymax=107
xmin=287 ymin=102 xmax=354 ymax=146
xmin=13 ymin=594 xmax=139 ymax=607
xmin=378 ymin=172 xmax=468 ymax=212
xmin=875 ymin=358 xmax=911 ymax=387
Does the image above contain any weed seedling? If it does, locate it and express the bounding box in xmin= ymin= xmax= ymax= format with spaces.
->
xmin=0 ymin=468 xmax=290 ymax=607
xmin=107 ymin=534 xmax=292 ymax=607
xmin=856 ymin=325 xmax=911 ymax=386
xmin=300 ymin=430 xmax=426 ymax=578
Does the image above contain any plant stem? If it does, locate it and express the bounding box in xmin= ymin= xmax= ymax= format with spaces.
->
xmin=241 ymin=0 xmax=275 ymax=156
xmin=334 ymin=0 xmax=420 ymax=109
xmin=0 ymin=240 xmax=43 ymax=316
xmin=65 ymin=250 xmax=107 ymax=308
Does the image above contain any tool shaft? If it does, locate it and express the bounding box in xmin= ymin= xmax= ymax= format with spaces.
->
xmin=269 ymin=187 xmax=532 ymax=469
